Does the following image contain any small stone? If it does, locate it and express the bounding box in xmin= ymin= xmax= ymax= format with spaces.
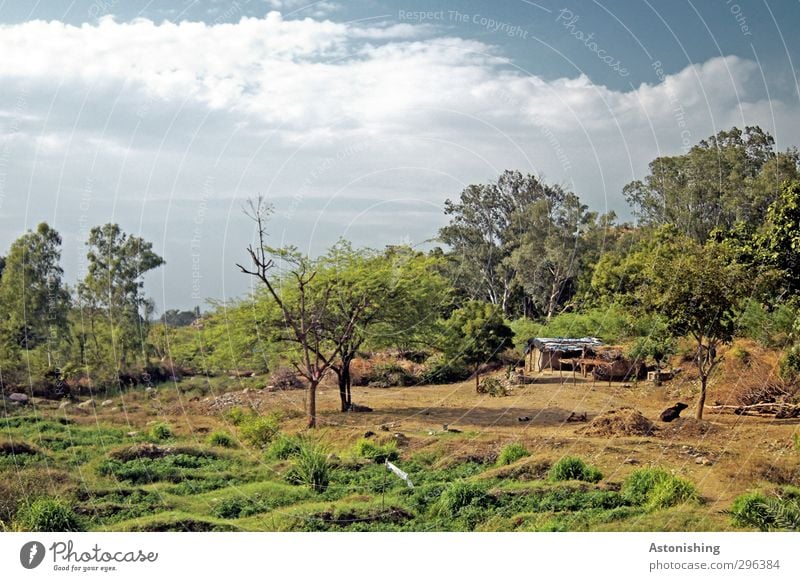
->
xmin=623 ymin=458 xmax=639 ymax=465
xmin=101 ymin=399 xmax=114 ymax=407
xmin=363 ymin=431 xmax=376 ymax=438
xmin=58 ymin=400 xmax=71 ymax=409
xmin=8 ymin=393 xmax=29 ymax=405
xmin=695 ymin=457 xmax=706 ymax=464
xmin=77 ymin=399 xmax=95 ymax=409
xmin=127 ymin=431 xmax=139 ymax=437
xmin=242 ymin=388 xmax=250 ymax=394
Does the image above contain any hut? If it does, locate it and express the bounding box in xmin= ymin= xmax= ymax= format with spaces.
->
xmin=524 ymin=337 xmax=603 ymax=372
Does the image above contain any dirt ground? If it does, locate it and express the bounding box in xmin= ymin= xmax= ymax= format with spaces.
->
xmin=177 ymin=369 xmax=799 ymax=523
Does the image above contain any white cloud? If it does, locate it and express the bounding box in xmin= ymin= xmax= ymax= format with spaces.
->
xmin=0 ymin=12 xmax=796 ymax=308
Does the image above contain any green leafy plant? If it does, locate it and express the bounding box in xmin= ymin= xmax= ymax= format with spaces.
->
xmin=285 ymin=440 xmax=332 ymax=492
xmin=548 ymin=456 xmax=603 ymax=483
xmin=729 ymin=490 xmax=800 ymax=531
xmin=149 ymin=423 xmax=174 ymax=441
xmin=16 ymin=498 xmax=84 ymax=532
xmin=354 ymin=439 xmax=399 ymax=464
xmin=496 ymin=443 xmax=529 ymax=466
xmin=207 ymin=430 xmax=236 ymax=448
xmin=238 ymin=414 xmax=280 ymax=448
xmin=621 ymin=468 xmax=697 ymax=509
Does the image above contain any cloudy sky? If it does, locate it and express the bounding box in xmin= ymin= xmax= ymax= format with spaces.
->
xmin=1 ymin=0 xmax=798 ymax=312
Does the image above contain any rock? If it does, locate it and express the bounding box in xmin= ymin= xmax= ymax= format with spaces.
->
xmin=58 ymin=400 xmax=71 ymax=410
xmin=393 ymin=432 xmax=409 ymax=445
xmin=126 ymin=431 xmax=139 ymax=437
xmin=101 ymin=399 xmax=114 ymax=407
xmin=623 ymin=458 xmax=639 ymax=465
xmin=695 ymin=457 xmax=706 ymax=464
xmin=8 ymin=392 xmax=29 ymax=405
xmin=363 ymin=431 xmax=376 ymax=438
xmin=242 ymin=388 xmax=250 ymax=394
xmin=77 ymin=399 xmax=96 ymax=409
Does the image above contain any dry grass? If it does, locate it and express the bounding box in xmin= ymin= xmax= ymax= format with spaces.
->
xmin=580 ymin=408 xmax=656 ymax=437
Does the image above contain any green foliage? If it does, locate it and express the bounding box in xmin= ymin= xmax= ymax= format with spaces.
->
xmin=238 ymin=414 xmax=280 ymax=448
xmin=420 ymin=353 xmax=471 ymax=384
xmin=496 ymin=443 xmax=529 ymax=466
xmin=737 ymin=299 xmax=797 ymax=348
xmin=207 ymin=430 xmax=236 ymax=448
xmin=98 ymin=453 xmax=232 ymax=484
xmin=265 ymin=433 xmax=303 ymax=460
xmin=353 ymin=439 xmax=399 ymax=464
xmin=729 ymin=490 xmax=800 ymax=531
xmin=548 ymin=456 xmax=603 ymax=483
xmin=444 ymin=301 xmax=513 ymax=371
xmin=149 ymin=423 xmax=174 ymax=441
xmin=433 ymin=480 xmax=494 ymax=518
xmin=223 ymin=407 xmax=248 ymax=426
xmin=778 ymin=344 xmax=800 ymax=382
xmin=16 ymin=498 xmax=84 ymax=532
xmin=366 ymin=362 xmax=417 ymax=387
xmin=622 ymin=468 xmax=697 ymax=510
xmin=476 ymin=376 xmax=510 ymax=397
xmin=285 ymin=440 xmax=332 ymax=492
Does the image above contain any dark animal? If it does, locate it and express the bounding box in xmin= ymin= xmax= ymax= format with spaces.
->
xmin=566 ymin=411 xmax=587 ymax=422
xmin=518 ymin=416 xmax=531 ymax=422
xmin=660 ymin=402 xmax=689 ymax=423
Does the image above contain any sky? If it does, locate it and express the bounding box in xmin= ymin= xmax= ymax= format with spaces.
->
xmin=0 ymin=0 xmax=798 ymax=312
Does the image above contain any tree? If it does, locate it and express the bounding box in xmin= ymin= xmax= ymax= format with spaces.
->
xmin=317 ymin=242 xmax=450 ymax=411
xmin=0 ymin=223 xmax=71 ymax=377
xmin=77 ymin=224 xmax=164 ymax=371
xmin=443 ymin=301 xmax=513 ymax=390
xmin=624 ymin=126 xmax=799 ymax=242
xmin=639 ymin=235 xmax=744 ymax=419
xmin=237 ymin=197 xmax=360 ymax=428
xmin=760 ymin=181 xmax=800 ymax=297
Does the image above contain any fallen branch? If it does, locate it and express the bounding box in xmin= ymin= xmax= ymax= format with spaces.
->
xmin=708 ymin=403 xmax=800 ymax=418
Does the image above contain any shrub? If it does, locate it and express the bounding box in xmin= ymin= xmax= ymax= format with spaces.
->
xmin=779 ymin=344 xmax=800 ymax=382
xmin=622 ymin=468 xmax=697 ymax=509
xmin=269 ymin=367 xmax=304 ymax=390
xmin=16 ymin=498 xmax=84 ymax=532
xmin=285 ymin=440 xmax=332 ymax=492
xmin=238 ymin=414 xmax=280 ymax=448
xmin=266 ymin=433 xmax=304 ymax=460
xmin=421 ymin=353 xmax=471 ymax=384
xmin=149 ymin=423 xmax=173 ymax=441
xmin=207 ymin=430 xmax=236 ymax=448
xmin=729 ymin=490 xmax=800 ymax=531
xmin=433 ymin=481 xmax=493 ymax=518
xmin=548 ymin=456 xmax=602 ymax=483
xmin=366 ymin=363 xmax=417 ymax=388
xmin=354 ymin=439 xmax=399 ymax=464
xmin=476 ymin=376 xmax=510 ymax=397
xmin=496 ymin=443 xmax=529 ymax=466
xmin=223 ymin=407 xmax=248 ymax=426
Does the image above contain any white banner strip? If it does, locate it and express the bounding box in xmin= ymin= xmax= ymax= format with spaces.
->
xmin=1 ymin=532 xmax=798 ymax=580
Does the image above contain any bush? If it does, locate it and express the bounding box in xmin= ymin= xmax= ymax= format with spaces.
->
xmin=266 ymin=433 xmax=304 ymax=460
xmin=238 ymin=414 xmax=280 ymax=448
xmin=548 ymin=456 xmax=603 ymax=483
xmin=433 ymin=481 xmax=493 ymax=518
xmin=223 ymin=407 xmax=248 ymax=426
xmin=421 ymin=353 xmax=471 ymax=384
xmin=366 ymin=363 xmax=417 ymax=387
xmin=16 ymin=498 xmax=84 ymax=532
xmin=779 ymin=344 xmax=800 ymax=382
xmin=207 ymin=430 xmax=236 ymax=448
xmin=477 ymin=376 xmax=510 ymax=397
xmin=729 ymin=490 xmax=800 ymax=531
xmin=285 ymin=440 xmax=332 ymax=492
xmin=496 ymin=443 xmax=529 ymax=466
xmin=622 ymin=468 xmax=697 ymax=509
xmin=149 ymin=423 xmax=173 ymax=441
xmin=269 ymin=367 xmax=304 ymax=390
xmin=354 ymin=439 xmax=399 ymax=464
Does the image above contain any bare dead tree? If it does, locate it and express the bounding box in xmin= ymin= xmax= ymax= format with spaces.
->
xmin=235 ymin=196 xmax=360 ymax=427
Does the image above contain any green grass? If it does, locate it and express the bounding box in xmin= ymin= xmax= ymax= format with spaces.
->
xmin=548 ymin=456 xmax=603 ymax=483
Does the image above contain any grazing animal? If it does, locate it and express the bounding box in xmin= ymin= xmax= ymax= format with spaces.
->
xmin=660 ymin=402 xmax=689 ymax=423
xmin=518 ymin=416 xmax=531 ymax=422
xmin=565 ymin=411 xmax=587 ymax=422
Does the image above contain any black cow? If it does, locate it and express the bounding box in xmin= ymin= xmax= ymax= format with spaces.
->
xmin=660 ymin=402 xmax=689 ymax=423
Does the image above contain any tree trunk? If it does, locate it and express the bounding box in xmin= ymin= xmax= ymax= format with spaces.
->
xmin=696 ymin=374 xmax=707 ymax=420
xmin=307 ymin=380 xmax=318 ymax=428
xmin=345 ymin=366 xmax=352 ymax=409
xmin=475 ymin=366 xmax=480 ymax=391
xmin=337 ymin=370 xmax=348 ymax=412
